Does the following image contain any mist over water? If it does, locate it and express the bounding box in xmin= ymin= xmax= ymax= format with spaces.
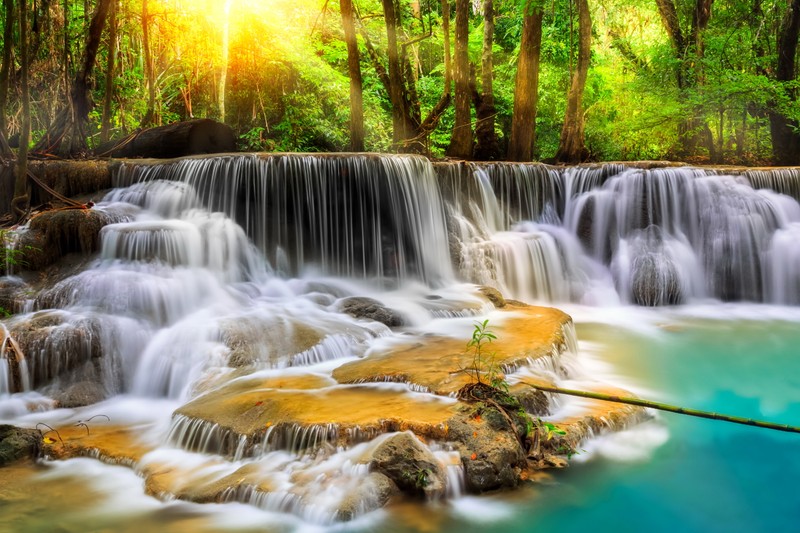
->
xmin=2 ymin=154 xmax=800 ymax=531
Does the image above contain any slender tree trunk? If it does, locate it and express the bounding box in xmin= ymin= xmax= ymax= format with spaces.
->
xmin=13 ymin=0 xmax=30 ymax=221
xmin=442 ymin=0 xmax=451 ymax=94
xmin=554 ymin=0 xmax=591 ymax=163
xmin=382 ymin=0 xmax=413 ymax=146
xmin=100 ymin=0 xmax=117 ymax=143
xmin=473 ymin=0 xmax=500 ymax=160
xmin=446 ymin=0 xmax=472 ymax=158
xmin=508 ymin=2 xmax=543 ymax=162
xmin=218 ymin=0 xmax=232 ymax=123
xmin=63 ymin=0 xmax=70 ymax=96
xmin=32 ymin=0 xmax=112 ymax=157
xmin=140 ymin=0 xmax=156 ymax=127
xmin=340 ymin=0 xmax=364 ymax=151
xmin=0 ymin=0 xmax=14 ymax=139
xmin=769 ymin=0 xmax=800 ymax=165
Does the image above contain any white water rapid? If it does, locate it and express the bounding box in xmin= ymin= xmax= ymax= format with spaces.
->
xmin=2 ymin=154 xmax=800 ymax=528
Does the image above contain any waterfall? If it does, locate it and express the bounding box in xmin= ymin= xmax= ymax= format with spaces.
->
xmin=114 ymin=154 xmax=453 ymax=285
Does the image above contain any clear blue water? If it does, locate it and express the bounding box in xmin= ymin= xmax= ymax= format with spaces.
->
xmin=414 ymin=312 xmax=800 ymax=533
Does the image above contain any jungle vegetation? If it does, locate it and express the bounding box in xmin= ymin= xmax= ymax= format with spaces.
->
xmin=0 ymin=0 xmax=798 ymax=167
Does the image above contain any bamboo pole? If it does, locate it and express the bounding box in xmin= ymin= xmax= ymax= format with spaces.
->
xmin=530 ymin=384 xmax=800 ymax=434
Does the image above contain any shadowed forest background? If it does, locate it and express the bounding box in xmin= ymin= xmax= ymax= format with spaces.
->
xmin=1 ymin=0 xmax=799 ymax=165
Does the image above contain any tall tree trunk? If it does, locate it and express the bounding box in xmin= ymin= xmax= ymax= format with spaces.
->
xmin=13 ymin=0 xmax=30 ymax=221
xmin=100 ymin=0 xmax=117 ymax=143
xmin=140 ymin=0 xmax=156 ymax=127
xmin=473 ymin=0 xmax=500 ymax=160
xmin=507 ymin=2 xmax=543 ymax=162
xmin=0 ymin=0 xmax=14 ymax=139
xmin=340 ymin=0 xmax=364 ymax=151
xmin=63 ymin=0 xmax=70 ymax=96
xmin=446 ymin=0 xmax=472 ymax=158
xmin=32 ymin=0 xmax=113 ymax=157
xmin=770 ymin=0 xmax=800 ymax=165
xmin=382 ymin=0 xmax=415 ymax=147
xmin=218 ymin=0 xmax=232 ymax=123
xmin=656 ymin=0 xmax=716 ymax=159
xmin=442 ymin=0 xmax=451 ymax=94
xmin=554 ymin=0 xmax=591 ymax=163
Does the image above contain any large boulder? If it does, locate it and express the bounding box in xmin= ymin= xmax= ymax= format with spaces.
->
xmin=370 ymin=432 xmax=445 ymax=499
xmin=0 ymin=425 xmax=41 ymax=466
xmin=446 ymin=403 xmax=527 ymax=493
xmin=95 ymin=119 xmax=236 ymax=159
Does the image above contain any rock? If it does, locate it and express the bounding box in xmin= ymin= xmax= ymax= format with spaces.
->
xmin=0 ymin=278 xmax=27 ymax=315
xmin=53 ymin=381 xmax=107 ymax=408
xmin=220 ymin=317 xmax=324 ymax=367
xmin=370 ymin=432 xmax=445 ymax=498
xmin=478 ymin=286 xmax=506 ymax=308
xmin=15 ymin=208 xmax=124 ymax=272
xmin=9 ymin=311 xmax=104 ymax=389
xmin=0 ymin=425 xmax=41 ymax=466
xmin=446 ymin=405 xmax=527 ymax=493
xmin=338 ymin=297 xmax=407 ymax=328
xmin=625 ymin=227 xmax=684 ymax=306
xmin=336 ymin=472 xmax=399 ymax=521
xmin=94 ymin=119 xmax=237 ymax=159
xmin=334 ymin=305 xmax=571 ymax=395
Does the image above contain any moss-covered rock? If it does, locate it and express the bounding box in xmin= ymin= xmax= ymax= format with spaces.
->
xmin=0 ymin=426 xmax=42 ymax=467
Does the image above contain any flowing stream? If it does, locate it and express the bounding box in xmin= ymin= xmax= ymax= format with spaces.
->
xmin=1 ymin=154 xmax=799 ymax=531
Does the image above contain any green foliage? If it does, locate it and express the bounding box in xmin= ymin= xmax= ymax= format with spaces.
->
xmin=402 ymin=467 xmax=431 ymax=489
xmin=1 ymin=231 xmax=29 ymax=273
xmin=1 ymin=0 xmax=798 ymax=162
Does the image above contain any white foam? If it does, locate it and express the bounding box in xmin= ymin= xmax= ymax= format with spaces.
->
xmin=573 ymin=420 xmax=670 ymax=463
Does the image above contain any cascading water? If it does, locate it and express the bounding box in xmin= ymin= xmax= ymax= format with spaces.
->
xmin=2 ymin=153 xmax=800 ymax=530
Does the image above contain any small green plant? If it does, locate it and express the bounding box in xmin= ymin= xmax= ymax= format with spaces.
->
xmin=465 ymin=319 xmax=500 ymax=386
xmin=538 ymin=419 xmax=567 ymax=441
xmin=402 ymin=467 xmax=431 ymax=490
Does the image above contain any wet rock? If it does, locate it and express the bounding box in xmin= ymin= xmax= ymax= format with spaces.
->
xmin=338 ymin=297 xmax=407 ymax=328
xmin=0 ymin=425 xmax=42 ymax=466
xmin=0 ymin=278 xmax=27 ymax=315
xmin=221 ymin=317 xmax=325 ymax=367
xmin=510 ymin=385 xmax=550 ymax=416
xmin=446 ymin=405 xmax=527 ymax=493
xmin=334 ymin=306 xmax=571 ymax=395
xmin=478 ymin=286 xmax=505 ymax=308
xmin=625 ymin=227 xmax=685 ymax=306
xmin=53 ymin=381 xmax=107 ymax=408
xmin=370 ymin=432 xmax=445 ymax=498
xmin=9 ymin=311 xmax=104 ymax=389
xmin=336 ymin=472 xmax=399 ymax=521
xmin=16 ymin=208 xmax=122 ymax=272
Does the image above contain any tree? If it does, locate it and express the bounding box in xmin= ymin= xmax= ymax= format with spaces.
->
xmin=12 ymin=0 xmax=30 ymax=221
xmin=100 ymin=0 xmax=117 ymax=143
xmin=218 ymin=0 xmax=232 ymax=123
xmin=508 ymin=0 xmax=544 ymax=161
xmin=446 ymin=0 xmax=472 ymax=158
xmin=769 ymin=0 xmax=800 ymax=165
xmin=140 ymin=0 xmax=157 ymax=127
xmin=340 ymin=0 xmax=365 ymax=151
xmin=0 ymin=0 xmax=13 ymax=139
xmin=32 ymin=0 xmax=113 ymax=157
xmin=382 ymin=0 xmax=414 ymax=145
xmin=655 ymin=0 xmax=717 ymax=159
xmin=473 ymin=0 xmax=501 ymax=160
xmin=554 ymin=0 xmax=591 ymax=163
